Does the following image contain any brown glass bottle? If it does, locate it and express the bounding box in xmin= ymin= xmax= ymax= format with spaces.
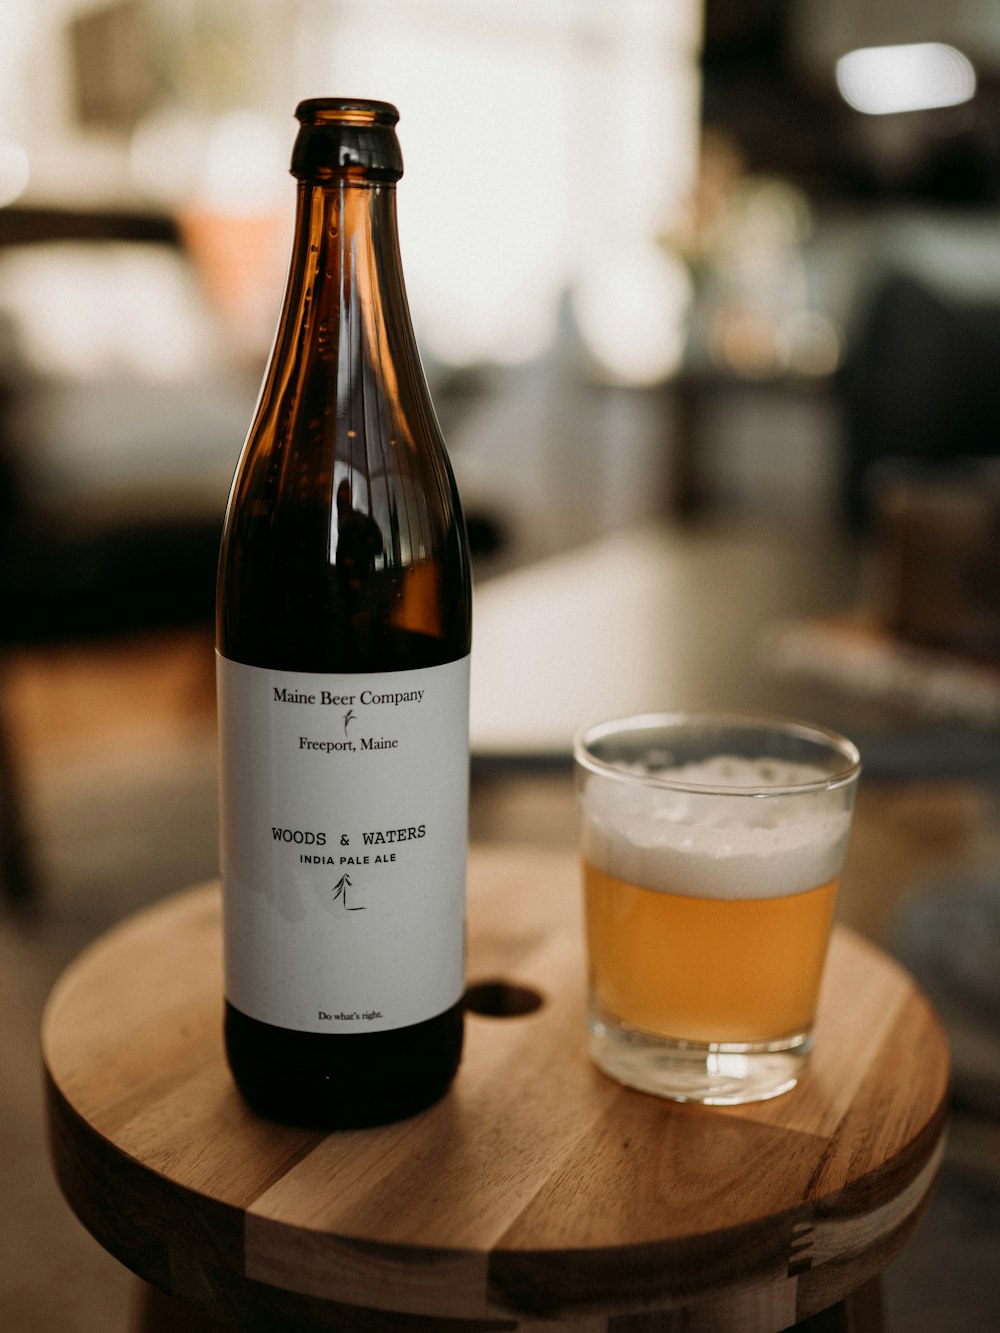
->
xmin=216 ymin=99 xmax=471 ymax=1129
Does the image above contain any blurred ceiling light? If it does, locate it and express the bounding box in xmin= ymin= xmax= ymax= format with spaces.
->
xmin=0 ymin=142 xmax=29 ymax=207
xmin=573 ymin=244 xmax=693 ymax=387
xmin=836 ymin=43 xmax=976 ymax=116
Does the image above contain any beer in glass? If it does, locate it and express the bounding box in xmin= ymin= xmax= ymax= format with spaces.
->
xmin=574 ymin=713 xmax=860 ymax=1104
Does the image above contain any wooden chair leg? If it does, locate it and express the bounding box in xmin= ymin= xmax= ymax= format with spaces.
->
xmin=0 ymin=687 xmax=39 ymax=908
xmin=846 ymin=1276 xmax=885 ymax=1332
xmin=129 ymin=1280 xmax=235 ymax=1333
xmin=786 ymin=1277 xmax=885 ymax=1332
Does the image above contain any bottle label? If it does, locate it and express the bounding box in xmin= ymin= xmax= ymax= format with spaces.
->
xmin=217 ymin=652 xmax=470 ymax=1034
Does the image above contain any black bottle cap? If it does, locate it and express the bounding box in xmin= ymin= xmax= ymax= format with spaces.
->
xmin=291 ymin=98 xmax=403 ymax=183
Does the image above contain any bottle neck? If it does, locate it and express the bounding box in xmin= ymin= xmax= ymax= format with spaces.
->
xmin=302 ymin=178 xmax=408 ymax=338
xmin=264 ymin=180 xmax=421 ymax=447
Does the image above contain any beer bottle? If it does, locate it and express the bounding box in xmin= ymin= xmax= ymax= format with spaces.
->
xmin=216 ymin=99 xmax=472 ymax=1128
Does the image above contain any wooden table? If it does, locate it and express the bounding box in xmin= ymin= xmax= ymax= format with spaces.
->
xmin=468 ymin=526 xmax=855 ymax=756
xmin=42 ymin=845 xmax=949 ymax=1332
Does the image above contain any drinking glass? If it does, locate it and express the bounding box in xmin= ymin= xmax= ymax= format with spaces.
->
xmin=574 ymin=712 xmax=860 ymax=1104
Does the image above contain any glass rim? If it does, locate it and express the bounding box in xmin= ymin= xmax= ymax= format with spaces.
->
xmin=572 ymin=710 xmax=861 ymax=796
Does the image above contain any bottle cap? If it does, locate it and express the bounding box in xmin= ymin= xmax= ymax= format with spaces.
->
xmin=291 ymin=98 xmax=404 ymax=183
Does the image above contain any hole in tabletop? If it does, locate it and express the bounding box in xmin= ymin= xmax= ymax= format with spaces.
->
xmin=465 ymin=979 xmax=544 ymax=1018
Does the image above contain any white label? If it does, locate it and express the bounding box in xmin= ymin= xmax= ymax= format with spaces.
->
xmin=217 ymin=652 xmax=470 ymax=1033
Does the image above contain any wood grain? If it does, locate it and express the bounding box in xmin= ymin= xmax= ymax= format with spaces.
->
xmin=42 ymin=845 xmax=949 ymax=1332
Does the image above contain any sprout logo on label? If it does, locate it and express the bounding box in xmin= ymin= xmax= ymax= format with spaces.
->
xmin=332 ymin=873 xmax=365 ymax=911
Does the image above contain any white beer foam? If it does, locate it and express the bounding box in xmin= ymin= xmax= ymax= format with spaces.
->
xmin=581 ymin=757 xmax=852 ymax=900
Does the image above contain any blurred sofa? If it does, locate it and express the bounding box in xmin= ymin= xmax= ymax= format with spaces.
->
xmin=0 ymin=206 xmax=256 ymax=642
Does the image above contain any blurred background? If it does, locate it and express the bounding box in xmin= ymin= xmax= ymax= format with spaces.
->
xmin=1 ymin=1 xmax=999 ymax=1330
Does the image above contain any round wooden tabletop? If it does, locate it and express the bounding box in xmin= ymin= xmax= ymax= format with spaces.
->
xmin=42 ymin=845 xmax=949 ymax=1333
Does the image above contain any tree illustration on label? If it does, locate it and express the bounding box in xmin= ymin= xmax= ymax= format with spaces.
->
xmin=332 ymin=874 xmax=365 ymax=911
xmin=343 ymin=708 xmax=355 ymax=734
